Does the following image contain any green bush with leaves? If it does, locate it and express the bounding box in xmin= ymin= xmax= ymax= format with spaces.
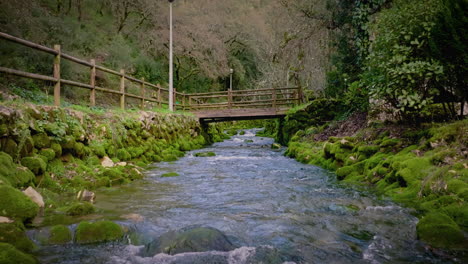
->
xmin=363 ymin=0 xmax=466 ymax=119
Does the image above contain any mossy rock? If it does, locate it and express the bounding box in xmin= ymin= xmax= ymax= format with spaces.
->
xmin=47 ymin=159 xmax=65 ymax=177
xmin=0 ymin=152 xmax=34 ymax=187
xmin=32 ymin=133 xmax=50 ymax=149
xmin=271 ymin=143 xmax=281 ymax=150
xmin=416 ymin=212 xmax=466 ymax=249
xmin=61 ymin=136 xmax=76 ymax=152
xmin=20 ymin=156 xmax=46 ymax=176
xmin=161 ymin=172 xmax=179 ymax=178
xmin=0 ymin=185 xmax=39 ymax=222
xmin=39 ymin=148 xmax=55 ymax=162
xmin=0 ymin=140 xmax=17 ymax=161
xmin=194 ymin=152 xmax=216 ymax=157
xmin=0 ymin=242 xmax=37 ymax=264
xmin=66 ymin=202 xmax=95 ymax=216
xmin=50 ymin=143 xmax=62 ymax=158
xmin=0 ymin=223 xmax=35 ymax=252
xmin=75 ymin=221 xmax=124 ymax=244
xmin=143 ymin=226 xmax=235 ymax=256
xmin=48 ymin=225 xmax=72 ymax=244
xmin=89 ymin=143 xmax=106 ymax=158
xmin=116 ymin=149 xmax=131 ymax=161
xmin=74 ymin=142 xmax=86 ymax=158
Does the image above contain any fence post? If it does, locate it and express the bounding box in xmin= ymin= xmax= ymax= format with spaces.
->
xmin=297 ymin=86 xmax=303 ymax=104
xmin=228 ymin=90 xmax=232 ymax=109
xmin=90 ymin=59 xmax=96 ymax=107
xmin=157 ymin=85 xmax=162 ymax=108
xmin=53 ymin=45 xmax=61 ymax=106
xmin=120 ymin=69 xmax=125 ymax=110
xmin=140 ymin=78 xmax=145 ymax=109
xmin=272 ymin=87 xmax=277 ymax=109
xmin=173 ymin=88 xmax=177 ymax=111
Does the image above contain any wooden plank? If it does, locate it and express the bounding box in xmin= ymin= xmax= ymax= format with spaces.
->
xmin=0 ymin=32 xmax=57 ymax=55
xmin=0 ymin=67 xmax=57 ymax=82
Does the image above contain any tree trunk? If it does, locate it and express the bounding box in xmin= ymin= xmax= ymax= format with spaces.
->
xmin=77 ymin=0 xmax=82 ymax=21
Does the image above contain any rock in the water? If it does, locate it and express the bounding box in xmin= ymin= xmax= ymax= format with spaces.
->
xmin=271 ymin=143 xmax=281 ymax=150
xmin=143 ymin=226 xmax=235 ymax=256
xmin=76 ymin=190 xmax=95 ymax=203
xmin=75 ymin=220 xmax=124 ymax=244
xmin=22 ymin=187 xmax=44 ymax=208
xmin=100 ymin=156 xmax=114 ymax=167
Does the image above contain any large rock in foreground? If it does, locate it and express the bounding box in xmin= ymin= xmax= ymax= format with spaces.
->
xmin=0 ymin=186 xmax=39 ymax=222
xmin=143 ymin=226 xmax=235 ymax=256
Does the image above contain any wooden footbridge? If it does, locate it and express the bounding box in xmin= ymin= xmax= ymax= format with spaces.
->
xmin=0 ymin=32 xmax=303 ymax=122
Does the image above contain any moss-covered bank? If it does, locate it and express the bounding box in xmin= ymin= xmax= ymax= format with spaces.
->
xmin=278 ymin=102 xmax=467 ymax=250
xmin=0 ymin=102 xmax=225 ymax=260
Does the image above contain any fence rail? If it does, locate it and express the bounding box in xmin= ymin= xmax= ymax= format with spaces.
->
xmin=0 ymin=32 xmax=303 ymax=114
xmin=0 ymin=32 xmax=185 ymax=110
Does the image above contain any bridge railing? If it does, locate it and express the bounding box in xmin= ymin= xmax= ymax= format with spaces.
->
xmin=187 ymin=86 xmax=303 ymax=111
xmin=0 ymin=32 xmax=175 ymax=110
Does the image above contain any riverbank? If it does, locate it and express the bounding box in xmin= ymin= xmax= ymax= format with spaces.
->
xmin=0 ymin=102 xmax=226 ymax=263
xmin=278 ymin=103 xmax=467 ymax=252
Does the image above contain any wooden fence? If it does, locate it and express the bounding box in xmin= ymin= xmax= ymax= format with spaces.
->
xmin=0 ymin=32 xmax=302 ymax=113
xmin=0 ymin=32 xmax=189 ymax=110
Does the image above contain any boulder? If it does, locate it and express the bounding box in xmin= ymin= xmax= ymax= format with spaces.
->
xmin=75 ymin=221 xmax=124 ymax=244
xmin=143 ymin=226 xmax=235 ymax=256
xmin=0 ymin=223 xmax=35 ymax=252
xmin=271 ymin=143 xmax=281 ymax=150
xmin=0 ymin=242 xmax=37 ymax=264
xmin=100 ymin=156 xmax=114 ymax=168
xmin=22 ymin=187 xmax=44 ymax=208
xmin=76 ymin=190 xmax=95 ymax=203
xmin=0 ymin=217 xmax=13 ymax=224
xmin=0 ymin=185 xmax=39 ymax=222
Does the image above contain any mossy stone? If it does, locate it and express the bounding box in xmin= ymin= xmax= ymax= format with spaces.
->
xmin=90 ymin=143 xmax=106 ymax=158
xmin=116 ymin=149 xmax=131 ymax=161
xmin=47 ymin=159 xmax=65 ymax=177
xmin=0 ymin=242 xmax=37 ymax=264
xmin=66 ymin=202 xmax=95 ymax=216
xmin=2 ymin=139 xmax=17 ymax=157
xmin=194 ymin=152 xmax=216 ymax=157
xmin=20 ymin=156 xmax=46 ymax=175
xmin=48 ymin=225 xmax=72 ymax=244
xmin=32 ymin=133 xmax=50 ymax=149
xmin=75 ymin=221 xmax=124 ymax=244
xmin=0 ymin=152 xmax=34 ymax=187
xmin=161 ymin=172 xmax=179 ymax=178
xmin=0 ymin=185 xmax=39 ymax=222
xmin=0 ymin=223 xmax=35 ymax=252
xmin=61 ymin=136 xmax=76 ymax=151
xmin=50 ymin=143 xmax=62 ymax=158
xmin=416 ymin=212 xmax=466 ymax=249
xmin=39 ymin=148 xmax=55 ymax=162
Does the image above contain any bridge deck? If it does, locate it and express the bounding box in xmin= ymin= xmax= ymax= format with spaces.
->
xmin=192 ymin=108 xmax=288 ymax=122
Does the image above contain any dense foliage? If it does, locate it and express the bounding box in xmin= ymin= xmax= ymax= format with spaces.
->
xmin=326 ymin=0 xmax=467 ymax=120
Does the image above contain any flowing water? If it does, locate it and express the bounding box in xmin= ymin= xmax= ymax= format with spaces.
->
xmin=34 ymin=129 xmax=457 ymax=264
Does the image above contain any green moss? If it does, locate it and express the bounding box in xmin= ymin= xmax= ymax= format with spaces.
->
xmin=416 ymin=212 xmax=466 ymax=249
xmin=357 ymin=145 xmax=379 ymax=157
xmin=66 ymin=202 xmax=95 ymax=216
xmin=0 ymin=223 xmax=35 ymax=252
xmin=442 ymin=204 xmax=468 ymax=231
xmin=50 ymin=143 xmax=62 ymax=158
xmin=75 ymin=221 xmax=124 ymax=244
xmin=85 ymin=156 xmax=101 ymax=166
xmin=20 ymin=156 xmax=46 ymax=175
xmin=61 ymin=136 xmax=76 ymax=151
xmin=161 ymin=172 xmax=179 ymax=177
xmin=48 ymin=225 xmax=72 ymax=244
xmin=47 ymin=159 xmax=65 ymax=177
xmin=0 ymin=185 xmax=39 ymax=222
xmin=102 ymin=168 xmax=127 ymax=185
xmin=116 ymin=149 xmax=131 ymax=161
xmin=89 ymin=143 xmax=106 ymax=158
xmin=0 ymin=152 xmax=34 ymax=188
xmin=447 ymin=179 xmax=468 ymax=196
xmin=32 ymin=133 xmax=50 ymax=149
xmin=1 ymin=139 xmax=17 ymax=158
xmin=194 ymin=152 xmax=216 ymax=157
xmin=0 ymin=242 xmax=37 ymax=264
xmin=39 ymin=148 xmax=55 ymax=162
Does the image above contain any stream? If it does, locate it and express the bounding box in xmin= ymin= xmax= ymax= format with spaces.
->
xmin=34 ymin=129 xmax=452 ymax=264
